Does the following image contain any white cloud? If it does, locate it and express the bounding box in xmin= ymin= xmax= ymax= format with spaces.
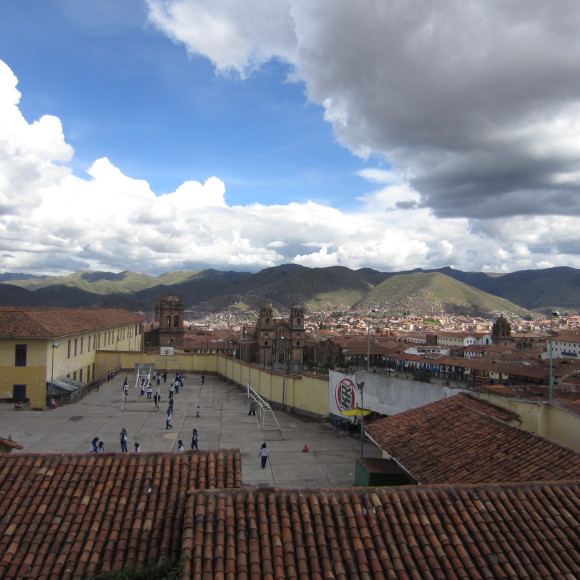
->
xmin=3 ymin=53 xmax=580 ymax=277
xmin=146 ymin=0 xmax=296 ymax=77
xmin=146 ymin=0 xmax=580 ymax=222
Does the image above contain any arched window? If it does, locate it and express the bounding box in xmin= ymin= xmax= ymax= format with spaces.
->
xmin=174 ymin=315 xmax=179 ymax=328
xmin=166 ymin=315 xmax=171 ymax=327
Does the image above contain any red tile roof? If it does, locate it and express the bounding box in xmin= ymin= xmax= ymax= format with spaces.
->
xmin=365 ymin=393 xmax=580 ymax=484
xmin=0 ymin=450 xmax=241 ymax=579
xmin=0 ymin=450 xmax=578 ymax=579
xmin=0 ymin=307 xmax=145 ymax=338
xmin=181 ymin=481 xmax=580 ymax=580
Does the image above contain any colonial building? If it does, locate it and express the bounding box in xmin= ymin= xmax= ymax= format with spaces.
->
xmin=145 ymin=292 xmax=185 ymax=348
xmin=258 ymin=303 xmax=306 ymax=373
xmin=0 ymin=307 xmax=144 ymax=409
xmin=240 ymin=303 xmax=306 ymax=373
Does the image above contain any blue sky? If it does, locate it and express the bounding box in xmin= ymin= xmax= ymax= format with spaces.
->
xmin=1 ymin=1 xmax=580 ymax=276
xmin=0 ymin=0 xmax=368 ymax=207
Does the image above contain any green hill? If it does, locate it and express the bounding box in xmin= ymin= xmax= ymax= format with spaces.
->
xmin=354 ymin=272 xmax=529 ymax=317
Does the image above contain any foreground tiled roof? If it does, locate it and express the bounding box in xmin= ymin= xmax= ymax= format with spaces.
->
xmin=0 ymin=307 xmax=145 ymax=338
xmin=0 ymin=450 xmax=241 ymax=579
xmin=365 ymin=393 xmax=580 ymax=484
xmin=181 ymin=482 xmax=580 ymax=580
xmin=0 ymin=450 xmax=578 ymax=579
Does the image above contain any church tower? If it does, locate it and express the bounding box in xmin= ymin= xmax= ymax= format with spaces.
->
xmin=257 ymin=302 xmax=275 ymax=367
xmin=155 ymin=292 xmax=185 ymax=347
xmin=492 ymin=314 xmax=512 ymax=346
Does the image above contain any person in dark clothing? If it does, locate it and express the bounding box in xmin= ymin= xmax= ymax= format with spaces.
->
xmin=120 ymin=428 xmax=128 ymax=452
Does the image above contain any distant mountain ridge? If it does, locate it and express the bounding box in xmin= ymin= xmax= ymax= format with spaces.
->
xmin=0 ymin=265 xmax=577 ymax=316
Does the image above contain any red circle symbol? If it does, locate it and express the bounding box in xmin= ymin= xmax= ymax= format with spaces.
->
xmin=335 ymin=378 xmax=356 ymax=412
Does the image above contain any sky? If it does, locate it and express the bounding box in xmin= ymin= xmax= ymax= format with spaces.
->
xmin=2 ymin=0 xmax=580 ymax=277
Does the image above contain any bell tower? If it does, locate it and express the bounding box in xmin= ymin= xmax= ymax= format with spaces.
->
xmin=155 ymin=292 xmax=185 ymax=347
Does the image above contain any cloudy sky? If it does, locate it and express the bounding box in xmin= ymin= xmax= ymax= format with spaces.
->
xmin=1 ymin=0 xmax=580 ymax=277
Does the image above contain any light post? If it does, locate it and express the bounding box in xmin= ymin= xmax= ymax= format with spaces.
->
xmin=357 ymin=381 xmax=365 ymax=456
xmin=366 ymin=326 xmax=371 ymax=372
xmin=50 ymin=342 xmax=59 ymax=394
xmin=548 ymin=311 xmax=559 ymax=401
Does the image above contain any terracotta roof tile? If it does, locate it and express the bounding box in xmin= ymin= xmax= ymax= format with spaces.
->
xmin=180 ymin=482 xmax=580 ymax=580
xmin=365 ymin=394 xmax=580 ymax=484
xmin=0 ymin=450 xmax=241 ymax=579
xmin=0 ymin=307 xmax=145 ymax=338
xmin=1 ymin=449 xmax=578 ymax=579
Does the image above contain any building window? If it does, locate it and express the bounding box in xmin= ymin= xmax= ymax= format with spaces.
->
xmin=74 ymin=338 xmax=78 ymax=356
xmin=68 ymin=340 xmax=71 ymax=359
xmin=174 ymin=315 xmax=179 ymax=328
xmin=13 ymin=384 xmax=26 ymax=401
xmin=166 ymin=316 xmax=171 ymax=327
xmin=15 ymin=344 xmax=27 ymax=367
xmin=80 ymin=337 xmax=84 ymax=354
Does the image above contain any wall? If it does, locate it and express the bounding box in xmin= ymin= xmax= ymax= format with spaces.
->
xmin=330 ymin=370 xmax=469 ymax=417
xmin=109 ymin=352 xmax=330 ymax=418
xmin=477 ymin=393 xmax=580 ymax=452
xmin=0 ymin=339 xmax=48 ymax=408
xmin=97 ymin=351 xmax=580 ymax=448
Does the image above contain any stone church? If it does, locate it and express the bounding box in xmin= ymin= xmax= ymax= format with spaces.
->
xmin=240 ymin=303 xmax=306 ymax=374
xmin=144 ymin=292 xmax=185 ymax=348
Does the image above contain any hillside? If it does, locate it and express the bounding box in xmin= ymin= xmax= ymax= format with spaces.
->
xmin=0 ymin=264 xmax=578 ymax=315
xmin=353 ymin=272 xmax=529 ymax=317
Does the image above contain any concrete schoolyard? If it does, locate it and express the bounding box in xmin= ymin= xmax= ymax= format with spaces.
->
xmin=1 ymin=373 xmax=381 ymax=488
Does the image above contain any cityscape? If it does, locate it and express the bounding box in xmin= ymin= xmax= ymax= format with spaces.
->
xmin=1 ymin=1 xmax=580 ymax=578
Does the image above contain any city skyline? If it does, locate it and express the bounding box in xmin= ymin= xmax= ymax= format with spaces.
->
xmin=2 ymin=1 xmax=580 ymax=276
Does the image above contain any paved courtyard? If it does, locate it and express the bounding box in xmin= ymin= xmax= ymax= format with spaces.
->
xmin=1 ymin=372 xmax=381 ymax=488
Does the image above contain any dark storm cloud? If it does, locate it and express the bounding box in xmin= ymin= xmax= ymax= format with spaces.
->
xmin=292 ymin=0 xmax=580 ymax=220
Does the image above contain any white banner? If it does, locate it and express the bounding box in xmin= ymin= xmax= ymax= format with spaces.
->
xmin=329 ymin=371 xmax=358 ymax=417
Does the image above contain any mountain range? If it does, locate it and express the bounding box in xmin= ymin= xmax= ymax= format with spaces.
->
xmin=0 ymin=265 xmax=578 ymax=318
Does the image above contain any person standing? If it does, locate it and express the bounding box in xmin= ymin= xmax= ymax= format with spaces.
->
xmin=191 ymin=429 xmax=199 ymax=450
xmin=120 ymin=428 xmax=128 ymax=452
xmin=153 ymin=392 xmax=160 ymax=411
xmin=89 ymin=437 xmax=99 ymax=453
xmin=248 ymin=400 xmax=257 ymax=416
xmin=200 ymin=375 xmax=205 ymax=385
xmin=166 ymin=409 xmax=173 ymax=429
xmin=259 ymin=442 xmax=269 ymax=469
xmin=146 ymin=384 xmax=153 ymax=399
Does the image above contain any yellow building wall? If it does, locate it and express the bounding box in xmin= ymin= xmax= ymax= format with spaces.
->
xmin=0 ymin=339 xmax=50 ymax=409
xmin=0 ymin=323 xmax=143 ymax=410
xmin=479 ymin=393 xmax=580 ymax=452
xmin=108 ymin=353 xmax=330 ymax=417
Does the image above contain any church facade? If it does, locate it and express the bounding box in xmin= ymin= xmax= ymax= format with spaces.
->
xmin=241 ymin=303 xmax=306 ymax=374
